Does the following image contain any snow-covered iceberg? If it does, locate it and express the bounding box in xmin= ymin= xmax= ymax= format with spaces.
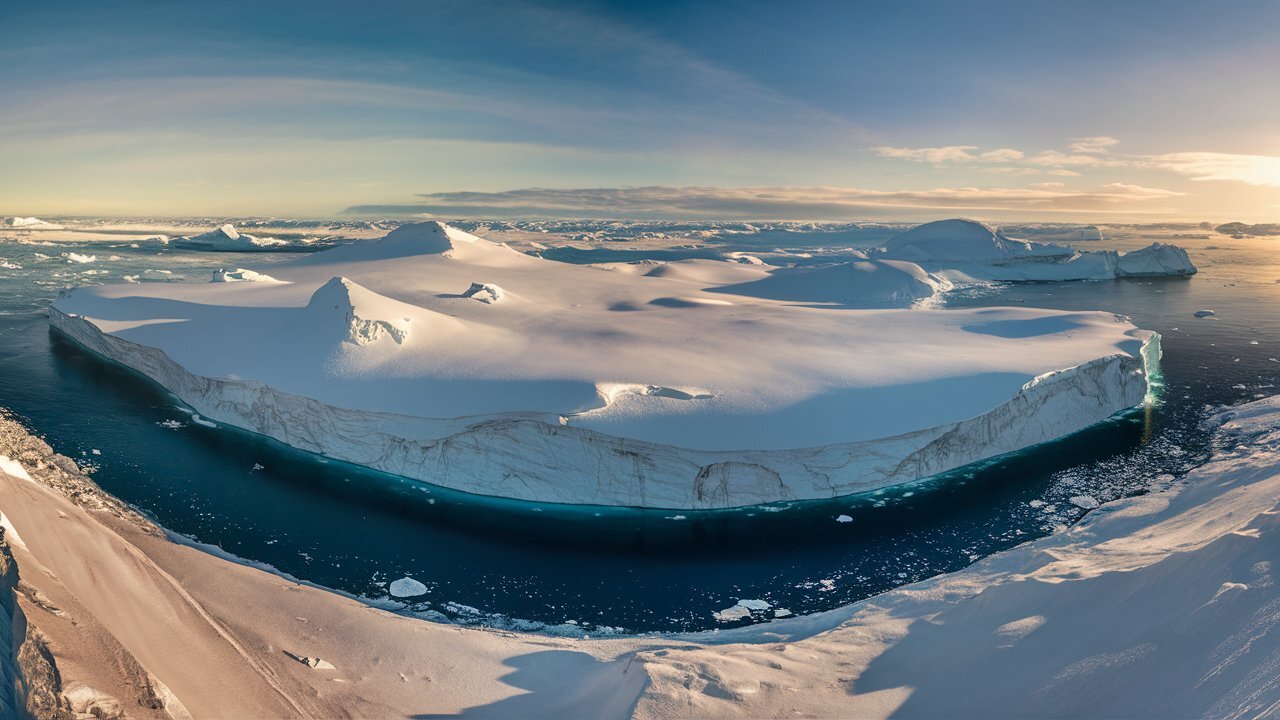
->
xmin=876 ymin=219 xmax=1196 ymax=282
xmin=170 ymin=224 xmax=335 ymax=253
xmin=1116 ymin=242 xmax=1197 ymax=277
xmin=50 ymin=222 xmax=1160 ymax=509
xmin=2 ymin=216 xmax=64 ymax=230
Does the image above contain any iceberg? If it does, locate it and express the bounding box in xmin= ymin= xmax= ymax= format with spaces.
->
xmin=1115 ymin=242 xmax=1197 ymax=277
xmin=2 ymin=216 xmax=64 ymax=230
xmin=211 ymin=268 xmax=283 ymax=283
xmin=170 ymin=224 xmax=332 ymax=252
xmin=50 ymin=222 xmax=1160 ymax=509
xmin=876 ymin=219 xmax=1196 ymax=282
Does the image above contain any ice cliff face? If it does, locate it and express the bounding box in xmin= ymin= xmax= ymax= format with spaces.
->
xmin=49 ymin=306 xmax=1158 ymax=509
xmin=1116 ymin=243 xmax=1197 ymax=277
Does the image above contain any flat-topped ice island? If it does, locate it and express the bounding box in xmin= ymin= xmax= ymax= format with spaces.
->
xmin=51 ymin=221 xmax=1160 ymax=508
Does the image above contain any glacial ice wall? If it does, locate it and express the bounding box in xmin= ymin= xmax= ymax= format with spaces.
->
xmin=49 ymin=306 xmax=1157 ymax=509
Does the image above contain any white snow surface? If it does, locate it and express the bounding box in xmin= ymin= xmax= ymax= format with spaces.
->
xmin=51 ymin=221 xmax=1158 ymax=508
xmin=632 ymin=396 xmax=1280 ymax=717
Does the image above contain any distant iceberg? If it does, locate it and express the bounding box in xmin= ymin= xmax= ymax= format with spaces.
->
xmin=171 ymin=224 xmax=339 ymax=253
xmin=876 ymin=219 xmax=1196 ymax=282
xmin=2 ymin=216 xmax=64 ymax=230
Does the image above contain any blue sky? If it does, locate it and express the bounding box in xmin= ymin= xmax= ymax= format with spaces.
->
xmin=3 ymin=0 xmax=1279 ymax=219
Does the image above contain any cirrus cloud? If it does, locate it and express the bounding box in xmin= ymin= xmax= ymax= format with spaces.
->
xmin=343 ymin=183 xmax=1184 ymax=219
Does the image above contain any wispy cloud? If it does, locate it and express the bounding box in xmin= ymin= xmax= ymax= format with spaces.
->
xmin=344 ymin=183 xmax=1184 ymax=219
xmin=1148 ymin=152 xmax=1280 ymax=186
xmin=1067 ymin=136 xmax=1121 ymax=154
xmin=876 ymin=137 xmax=1280 ymax=187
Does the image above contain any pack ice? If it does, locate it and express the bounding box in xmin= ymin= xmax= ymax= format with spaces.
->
xmin=50 ymin=222 xmax=1161 ymax=508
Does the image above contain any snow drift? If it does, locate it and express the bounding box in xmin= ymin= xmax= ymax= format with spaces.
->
xmin=50 ymin=221 xmax=1160 ymax=508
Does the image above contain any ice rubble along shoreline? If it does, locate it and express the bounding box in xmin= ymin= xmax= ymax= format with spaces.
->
xmin=50 ymin=221 xmax=1161 ymax=509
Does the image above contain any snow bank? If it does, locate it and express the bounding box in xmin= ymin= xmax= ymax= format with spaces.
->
xmin=709 ymin=259 xmax=950 ymax=308
xmin=50 ymin=221 xmax=1159 ymax=508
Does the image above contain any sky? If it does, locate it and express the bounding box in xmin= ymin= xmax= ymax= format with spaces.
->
xmin=2 ymin=0 xmax=1280 ymax=221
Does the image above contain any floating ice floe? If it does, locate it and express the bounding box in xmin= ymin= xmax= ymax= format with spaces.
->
xmin=1069 ymin=495 xmax=1101 ymax=510
xmin=389 ymin=577 xmax=429 ymax=598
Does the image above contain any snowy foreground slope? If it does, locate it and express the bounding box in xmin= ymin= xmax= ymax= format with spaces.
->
xmin=626 ymin=396 xmax=1280 ymax=718
xmin=4 ymin=397 xmax=1278 ymax=718
xmin=50 ymin=222 xmax=1159 ymax=508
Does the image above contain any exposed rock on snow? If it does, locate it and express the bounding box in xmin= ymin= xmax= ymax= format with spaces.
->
xmin=1116 ymin=243 xmax=1197 ymax=277
xmin=461 ymin=282 xmax=505 ymax=304
xmin=50 ymin=221 xmax=1160 ymax=508
xmin=388 ymin=577 xmax=428 ymax=598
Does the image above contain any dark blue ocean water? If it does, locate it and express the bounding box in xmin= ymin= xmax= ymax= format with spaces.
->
xmin=0 ymin=230 xmax=1276 ymax=633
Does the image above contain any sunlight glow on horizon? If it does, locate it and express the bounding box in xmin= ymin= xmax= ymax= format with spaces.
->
xmin=3 ymin=0 xmax=1280 ymax=220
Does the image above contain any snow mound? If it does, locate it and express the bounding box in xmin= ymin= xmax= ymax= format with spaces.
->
xmin=172 ymin=224 xmax=288 ymax=251
xmin=461 ymin=282 xmax=505 ymax=304
xmin=305 ymin=222 xmax=489 ymax=264
xmin=710 ymin=259 xmax=948 ymax=308
xmin=304 ymin=277 xmax=420 ymax=346
xmin=1116 ymin=243 xmax=1197 ymax=277
xmin=881 ymin=219 xmax=1073 ymax=263
xmin=388 ymin=577 xmax=428 ymax=598
xmin=211 ymin=268 xmax=283 ymax=283
xmin=3 ymin=216 xmax=63 ymax=230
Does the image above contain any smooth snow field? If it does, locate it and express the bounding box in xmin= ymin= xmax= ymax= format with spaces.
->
xmin=1 ymin=223 xmax=1277 ymax=632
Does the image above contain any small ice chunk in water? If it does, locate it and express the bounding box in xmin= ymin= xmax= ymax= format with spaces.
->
xmin=713 ymin=605 xmax=751 ymax=622
xmin=773 ymin=608 xmax=793 ymax=618
xmin=835 ymin=514 xmax=853 ymax=523
xmin=1194 ymin=309 xmax=1216 ymax=317
xmin=1069 ymin=495 xmax=1101 ymax=510
xmin=389 ymin=577 xmax=428 ymax=598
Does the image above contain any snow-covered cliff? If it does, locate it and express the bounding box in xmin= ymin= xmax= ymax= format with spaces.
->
xmin=50 ymin=222 xmax=1161 ymax=509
